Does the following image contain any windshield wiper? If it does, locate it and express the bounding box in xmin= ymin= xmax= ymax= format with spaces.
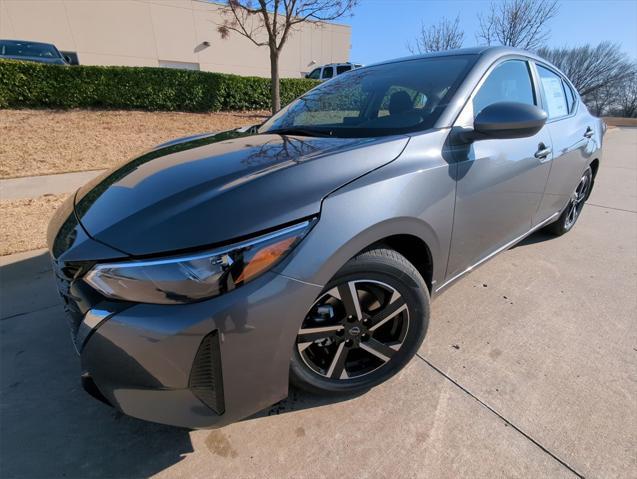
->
xmin=265 ymin=127 xmax=334 ymax=137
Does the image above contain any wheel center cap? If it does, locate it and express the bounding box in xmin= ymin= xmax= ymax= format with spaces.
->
xmin=349 ymin=326 xmax=362 ymax=336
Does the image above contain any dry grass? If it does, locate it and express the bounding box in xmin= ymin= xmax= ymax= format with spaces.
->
xmin=0 ymin=109 xmax=269 ymax=178
xmin=0 ymin=194 xmax=69 ymax=256
xmin=603 ymin=117 xmax=637 ymax=127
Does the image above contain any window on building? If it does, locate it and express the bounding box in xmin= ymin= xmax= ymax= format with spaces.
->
xmin=158 ymin=60 xmax=200 ymax=71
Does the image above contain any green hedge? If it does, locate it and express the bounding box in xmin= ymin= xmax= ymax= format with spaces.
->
xmin=0 ymin=59 xmax=319 ymax=111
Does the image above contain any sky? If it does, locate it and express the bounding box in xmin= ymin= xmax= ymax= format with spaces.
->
xmin=346 ymin=0 xmax=637 ymax=65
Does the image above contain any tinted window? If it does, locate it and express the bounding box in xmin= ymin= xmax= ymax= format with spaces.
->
xmin=537 ymin=65 xmax=568 ymax=119
xmin=259 ymin=55 xmax=476 ymax=138
xmin=321 ymin=67 xmax=334 ymax=79
xmin=473 ymin=60 xmax=535 ymax=115
xmin=336 ymin=65 xmax=351 ymax=75
xmin=0 ymin=40 xmax=61 ymax=58
xmin=307 ymin=68 xmax=321 ymax=80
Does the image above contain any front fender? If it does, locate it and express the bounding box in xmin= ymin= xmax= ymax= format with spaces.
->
xmin=275 ymin=131 xmax=456 ymax=291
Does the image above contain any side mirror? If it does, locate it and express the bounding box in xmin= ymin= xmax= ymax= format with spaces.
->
xmin=467 ymin=102 xmax=548 ymax=141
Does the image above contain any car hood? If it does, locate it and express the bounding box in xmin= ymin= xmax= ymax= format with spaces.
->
xmin=74 ymin=130 xmax=409 ymax=256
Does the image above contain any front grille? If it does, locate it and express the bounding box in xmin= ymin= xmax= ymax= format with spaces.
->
xmin=51 ymin=257 xmax=85 ymax=346
xmin=189 ymin=331 xmax=225 ymax=415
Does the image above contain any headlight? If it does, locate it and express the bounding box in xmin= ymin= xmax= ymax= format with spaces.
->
xmin=84 ymin=220 xmax=312 ymax=304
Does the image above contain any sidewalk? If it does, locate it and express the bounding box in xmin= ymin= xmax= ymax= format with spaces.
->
xmin=0 ymin=170 xmax=105 ymax=200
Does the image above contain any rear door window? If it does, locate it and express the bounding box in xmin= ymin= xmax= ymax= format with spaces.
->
xmin=336 ymin=65 xmax=351 ymax=75
xmin=537 ymin=65 xmax=569 ymax=119
xmin=321 ymin=67 xmax=334 ymax=79
xmin=472 ymin=60 xmax=536 ymax=115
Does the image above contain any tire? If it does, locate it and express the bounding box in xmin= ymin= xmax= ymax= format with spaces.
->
xmin=545 ymin=166 xmax=593 ymax=236
xmin=290 ymin=247 xmax=430 ymax=396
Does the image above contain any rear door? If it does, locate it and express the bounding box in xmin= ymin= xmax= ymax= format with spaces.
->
xmin=533 ymin=63 xmax=596 ymax=222
xmin=446 ymin=58 xmax=553 ymax=279
xmin=321 ymin=66 xmax=334 ymax=81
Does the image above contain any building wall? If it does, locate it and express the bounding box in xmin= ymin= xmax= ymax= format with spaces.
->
xmin=0 ymin=0 xmax=351 ymax=77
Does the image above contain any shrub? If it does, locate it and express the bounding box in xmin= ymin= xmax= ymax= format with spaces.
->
xmin=0 ymin=59 xmax=320 ymax=111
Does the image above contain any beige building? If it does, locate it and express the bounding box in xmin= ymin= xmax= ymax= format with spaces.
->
xmin=0 ymin=0 xmax=351 ymax=77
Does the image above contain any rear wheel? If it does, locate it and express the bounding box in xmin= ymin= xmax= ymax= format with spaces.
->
xmin=290 ymin=248 xmax=430 ymax=396
xmin=546 ymin=166 xmax=592 ymax=236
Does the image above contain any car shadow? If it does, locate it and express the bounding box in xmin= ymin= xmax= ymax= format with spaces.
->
xmin=510 ymin=229 xmax=555 ymax=249
xmin=0 ymin=251 xmax=360 ymax=477
xmin=1 ymin=251 xmax=194 ymax=478
xmin=247 ymin=386 xmax=366 ymax=421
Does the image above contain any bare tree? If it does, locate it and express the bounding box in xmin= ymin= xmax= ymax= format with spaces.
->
xmin=217 ymin=0 xmax=357 ymax=114
xmin=614 ymin=64 xmax=637 ymax=118
xmin=537 ymin=43 xmax=634 ymax=98
xmin=408 ymin=16 xmax=464 ymax=54
xmin=477 ymin=0 xmax=559 ymax=51
xmin=585 ymin=62 xmax=637 ymax=117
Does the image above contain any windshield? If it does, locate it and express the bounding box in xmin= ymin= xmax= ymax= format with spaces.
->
xmin=0 ymin=41 xmax=61 ymax=58
xmin=260 ymin=55 xmax=476 ymax=138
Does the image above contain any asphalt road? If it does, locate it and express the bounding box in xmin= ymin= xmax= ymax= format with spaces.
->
xmin=1 ymin=128 xmax=635 ymax=479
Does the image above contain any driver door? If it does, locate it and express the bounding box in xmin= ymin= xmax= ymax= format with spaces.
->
xmin=445 ymin=58 xmax=553 ymax=280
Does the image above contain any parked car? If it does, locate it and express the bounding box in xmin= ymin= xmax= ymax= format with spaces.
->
xmin=0 ymin=39 xmax=69 ymax=65
xmin=305 ymin=62 xmax=362 ymax=80
xmin=49 ymin=46 xmax=603 ymax=428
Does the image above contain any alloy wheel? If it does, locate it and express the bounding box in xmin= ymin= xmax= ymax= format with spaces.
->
xmin=296 ymin=280 xmax=410 ymax=380
xmin=564 ymin=172 xmax=591 ymax=229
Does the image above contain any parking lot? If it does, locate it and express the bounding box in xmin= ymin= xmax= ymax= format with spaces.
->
xmin=1 ymin=128 xmax=635 ymax=478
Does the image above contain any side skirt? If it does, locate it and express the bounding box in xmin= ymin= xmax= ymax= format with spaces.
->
xmin=434 ymin=211 xmax=560 ymax=296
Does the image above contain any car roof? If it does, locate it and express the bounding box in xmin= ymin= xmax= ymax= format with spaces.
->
xmin=0 ymin=39 xmax=58 ymax=48
xmin=370 ymin=46 xmax=555 ymax=69
xmin=365 ymin=45 xmax=568 ymax=87
xmin=320 ymin=63 xmax=356 ymax=67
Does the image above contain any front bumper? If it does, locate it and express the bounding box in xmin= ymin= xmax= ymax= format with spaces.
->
xmin=78 ymin=271 xmax=321 ymax=428
xmin=80 ymin=273 xmax=320 ymax=428
xmin=48 ymin=196 xmax=323 ymax=428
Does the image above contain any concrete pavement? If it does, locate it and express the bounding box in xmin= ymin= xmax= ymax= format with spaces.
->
xmin=1 ymin=128 xmax=635 ymax=478
xmin=0 ymin=170 xmax=105 ymax=200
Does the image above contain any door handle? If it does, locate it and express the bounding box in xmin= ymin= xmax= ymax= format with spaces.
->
xmin=584 ymin=127 xmax=594 ymax=139
xmin=534 ymin=143 xmax=552 ymax=161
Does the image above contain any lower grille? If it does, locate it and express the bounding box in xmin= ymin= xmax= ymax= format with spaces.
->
xmin=51 ymin=257 xmax=84 ymax=345
xmin=189 ymin=331 xmax=225 ymax=415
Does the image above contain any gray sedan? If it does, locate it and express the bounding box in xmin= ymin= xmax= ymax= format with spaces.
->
xmin=48 ymin=46 xmax=603 ymax=428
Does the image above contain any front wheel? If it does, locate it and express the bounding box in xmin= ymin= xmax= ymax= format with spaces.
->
xmin=290 ymin=248 xmax=430 ymax=396
xmin=546 ymin=166 xmax=593 ymax=236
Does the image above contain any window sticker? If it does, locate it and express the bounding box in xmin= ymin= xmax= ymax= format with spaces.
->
xmin=541 ymin=76 xmax=568 ymax=118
